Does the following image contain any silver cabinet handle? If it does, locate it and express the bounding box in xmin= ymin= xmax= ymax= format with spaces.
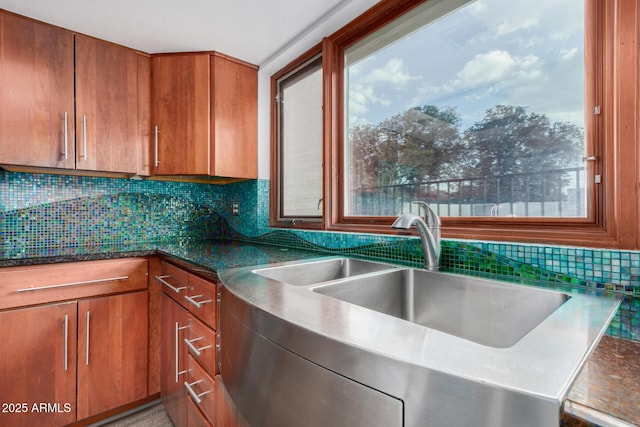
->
xmin=184 ymin=380 xmax=211 ymax=405
xmin=81 ymin=114 xmax=87 ymax=161
xmin=184 ymin=294 xmax=213 ymax=309
xmin=153 ymin=125 xmax=160 ymax=167
xmin=62 ymin=112 xmax=68 ymax=160
xmin=184 ymin=337 xmax=213 ymax=357
xmin=155 ymin=275 xmax=187 ymax=294
xmin=174 ymin=322 xmax=189 ymax=383
xmin=85 ymin=311 xmax=90 ymax=365
xmin=63 ymin=314 xmax=69 ymax=371
xmin=16 ymin=276 xmax=128 ymax=293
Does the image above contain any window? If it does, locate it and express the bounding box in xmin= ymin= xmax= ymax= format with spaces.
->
xmin=343 ymin=0 xmax=590 ymax=219
xmin=271 ymin=0 xmax=620 ymax=246
xmin=271 ymin=53 xmax=323 ymax=226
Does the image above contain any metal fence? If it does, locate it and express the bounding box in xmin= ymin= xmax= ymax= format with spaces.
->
xmin=348 ymin=167 xmax=586 ymax=217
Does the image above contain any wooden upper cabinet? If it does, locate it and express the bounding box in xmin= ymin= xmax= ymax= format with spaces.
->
xmin=151 ymin=52 xmax=257 ymax=178
xmin=0 ymin=11 xmax=75 ymax=169
xmin=137 ymin=54 xmax=152 ymax=176
xmin=0 ymin=11 xmax=148 ymax=174
xmin=74 ymin=35 xmax=140 ymax=173
xmin=152 ymin=54 xmax=210 ymax=175
xmin=211 ymin=53 xmax=257 ymax=179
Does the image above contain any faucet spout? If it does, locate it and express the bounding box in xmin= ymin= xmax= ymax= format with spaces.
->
xmin=391 ymin=202 xmax=440 ymax=271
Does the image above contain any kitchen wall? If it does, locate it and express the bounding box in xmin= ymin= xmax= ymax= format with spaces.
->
xmin=0 ymin=170 xmax=638 ymax=341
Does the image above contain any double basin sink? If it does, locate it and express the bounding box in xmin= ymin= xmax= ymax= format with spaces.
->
xmin=254 ymin=257 xmax=569 ymax=348
xmin=219 ymin=256 xmax=622 ymax=427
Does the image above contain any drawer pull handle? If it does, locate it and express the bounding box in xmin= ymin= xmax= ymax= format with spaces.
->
xmin=16 ymin=276 xmax=129 ymax=293
xmin=184 ymin=380 xmax=211 ymax=405
xmin=184 ymin=294 xmax=213 ymax=309
xmin=62 ymin=112 xmax=68 ymax=160
xmin=63 ymin=314 xmax=69 ymax=371
xmin=155 ymin=275 xmax=187 ymax=294
xmin=81 ymin=114 xmax=87 ymax=161
xmin=85 ymin=311 xmax=91 ymax=365
xmin=153 ymin=125 xmax=160 ymax=167
xmin=184 ymin=337 xmax=213 ymax=357
xmin=174 ymin=322 xmax=189 ymax=383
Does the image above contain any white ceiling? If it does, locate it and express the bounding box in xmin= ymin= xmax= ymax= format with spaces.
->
xmin=0 ymin=0 xmax=380 ymax=68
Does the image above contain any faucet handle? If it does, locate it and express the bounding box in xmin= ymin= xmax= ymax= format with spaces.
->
xmin=411 ymin=201 xmax=440 ymax=228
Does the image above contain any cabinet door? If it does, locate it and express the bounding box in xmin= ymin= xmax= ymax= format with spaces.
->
xmin=0 ymin=302 xmax=77 ymax=427
xmin=75 ymin=35 xmax=139 ymax=173
xmin=137 ymin=53 xmax=152 ymax=177
xmin=152 ymin=54 xmax=210 ymax=175
xmin=77 ymin=291 xmax=148 ymax=419
xmin=211 ymin=54 xmax=257 ymax=179
xmin=0 ymin=11 xmax=74 ymax=169
xmin=161 ymin=293 xmax=188 ymax=427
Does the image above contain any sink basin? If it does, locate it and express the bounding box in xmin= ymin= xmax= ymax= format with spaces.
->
xmin=221 ymin=257 xmax=622 ymax=427
xmin=312 ymin=269 xmax=570 ymax=348
xmin=252 ymin=257 xmax=394 ymax=286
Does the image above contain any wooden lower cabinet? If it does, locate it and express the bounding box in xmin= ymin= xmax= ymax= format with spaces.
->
xmin=161 ymin=293 xmax=188 ymax=426
xmin=0 ymin=257 xmax=150 ymax=427
xmin=0 ymin=302 xmax=78 ymax=427
xmin=186 ymin=354 xmax=216 ymax=423
xmin=159 ymin=261 xmax=221 ymax=427
xmin=77 ymin=291 xmax=149 ymax=419
xmin=188 ymin=397 xmax=213 ymax=427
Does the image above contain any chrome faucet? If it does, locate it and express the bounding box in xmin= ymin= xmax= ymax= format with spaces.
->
xmin=391 ymin=201 xmax=440 ymax=271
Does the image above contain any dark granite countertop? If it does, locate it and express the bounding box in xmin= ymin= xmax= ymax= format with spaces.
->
xmin=0 ymin=239 xmax=321 ymax=271
xmin=563 ymin=335 xmax=640 ymax=427
xmin=1 ymin=239 xmax=637 ymax=426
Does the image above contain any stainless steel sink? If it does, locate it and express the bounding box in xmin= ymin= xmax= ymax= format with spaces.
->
xmin=252 ymin=257 xmax=395 ymax=286
xmin=219 ymin=256 xmax=621 ymax=427
xmin=312 ymin=269 xmax=570 ymax=348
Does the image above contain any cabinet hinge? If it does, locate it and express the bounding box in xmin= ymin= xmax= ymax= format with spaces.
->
xmin=594 ymin=106 xmax=601 ymax=115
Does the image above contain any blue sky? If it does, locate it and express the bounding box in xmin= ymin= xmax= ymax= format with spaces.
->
xmin=346 ymin=0 xmax=585 ymax=131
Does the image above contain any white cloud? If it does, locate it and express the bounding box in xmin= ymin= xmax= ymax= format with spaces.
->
xmin=450 ymin=50 xmax=543 ymax=95
xmin=348 ymin=82 xmax=392 ymax=123
xmin=560 ymin=47 xmax=579 ymax=61
xmin=347 ymin=0 xmax=584 ymax=128
xmin=457 ymin=50 xmax=516 ymax=86
xmin=348 ymin=58 xmax=419 ymax=125
xmin=363 ymin=58 xmax=420 ymax=87
xmin=496 ymin=17 xmax=538 ymax=36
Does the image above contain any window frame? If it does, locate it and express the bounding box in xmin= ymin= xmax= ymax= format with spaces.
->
xmin=269 ymin=43 xmax=324 ymax=230
xmin=271 ymin=0 xmax=636 ymax=249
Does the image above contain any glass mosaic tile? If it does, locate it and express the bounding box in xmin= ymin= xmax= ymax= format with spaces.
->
xmin=1 ymin=171 xmax=638 ymax=342
xmin=0 ymin=170 xmax=227 ymax=257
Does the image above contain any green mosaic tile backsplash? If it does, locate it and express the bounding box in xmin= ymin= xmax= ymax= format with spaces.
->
xmin=0 ymin=171 xmax=229 ymax=257
xmin=1 ymin=171 xmax=638 ymax=341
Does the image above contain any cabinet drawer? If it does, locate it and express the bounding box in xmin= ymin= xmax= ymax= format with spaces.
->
xmin=185 ymin=274 xmax=217 ymax=330
xmin=187 ymin=397 xmax=213 ymax=427
xmin=0 ymin=258 xmax=148 ymax=310
xmin=156 ymin=261 xmax=190 ymax=309
xmin=156 ymin=262 xmax=217 ymax=329
xmin=186 ymin=354 xmax=216 ymax=425
xmin=185 ymin=314 xmax=216 ymax=375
